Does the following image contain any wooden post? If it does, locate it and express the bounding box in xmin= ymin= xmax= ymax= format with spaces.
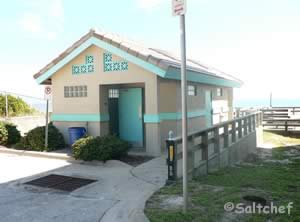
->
xmin=201 ymin=131 xmax=209 ymax=174
xmin=248 ymin=116 xmax=252 ymax=133
xmin=243 ymin=118 xmax=248 ymax=135
xmin=260 ymin=112 xmax=263 ymax=125
xmin=214 ymin=127 xmax=220 ymax=169
xmin=285 ymin=120 xmax=288 ymax=132
xmin=238 ymin=119 xmax=242 ymax=139
xmin=232 ymin=121 xmax=236 ymax=143
xmin=224 ymin=124 xmax=229 ymax=148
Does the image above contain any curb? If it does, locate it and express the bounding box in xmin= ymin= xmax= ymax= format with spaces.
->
xmin=0 ymin=147 xmax=76 ymax=162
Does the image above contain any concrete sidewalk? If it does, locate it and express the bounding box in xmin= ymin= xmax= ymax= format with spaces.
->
xmin=0 ymin=153 xmax=167 ymax=222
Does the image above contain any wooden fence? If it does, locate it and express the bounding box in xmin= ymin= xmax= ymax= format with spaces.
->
xmin=262 ymin=107 xmax=300 ymax=131
xmin=166 ymin=112 xmax=263 ymax=180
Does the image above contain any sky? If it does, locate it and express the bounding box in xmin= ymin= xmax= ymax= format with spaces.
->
xmin=1 ymin=0 xmax=300 ymax=104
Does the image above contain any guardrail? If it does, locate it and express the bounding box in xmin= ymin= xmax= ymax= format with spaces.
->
xmin=166 ymin=112 xmax=263 ymax=180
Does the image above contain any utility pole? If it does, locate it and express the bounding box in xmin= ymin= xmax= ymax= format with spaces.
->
xmin=5 ymin=92 xmax=8 ymax=119
xmin=172 ymin=0 xmax=188 ymax=212
xmin=269 ymin=92 xmax=272 ymax=108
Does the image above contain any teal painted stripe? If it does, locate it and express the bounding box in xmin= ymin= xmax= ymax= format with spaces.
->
xmin=143 ymin=110 xmax=208 ymax=123
xmin=51 ymin=113 xmax=109 ymax=122
xmin=165 ymin=67 xmax=242 ymax=88
xmin=36 ymin=37 xmax=166 ymax=84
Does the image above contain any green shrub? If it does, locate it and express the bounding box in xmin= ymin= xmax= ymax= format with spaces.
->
xmin=72 ymin=135 xmax=130 ymax=161
xmin=0 ymin=94 xmax=36 ymax=117
xmin=20 ymin=123 xmax=65 ymax=151
xmin=0 ymin=122 xmax=8 ymax=145
xmin=3 ymin=122 xmax=21 ymax=145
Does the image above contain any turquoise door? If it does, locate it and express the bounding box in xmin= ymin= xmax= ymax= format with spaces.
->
xmin=205 ymin=90 xmax=213 ymax=127
xmin=118 ymin=88 xmax=143 ymax=147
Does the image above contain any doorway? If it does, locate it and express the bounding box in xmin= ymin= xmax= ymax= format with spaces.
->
xmin=108 ymin=87 xmax=144 ymax=148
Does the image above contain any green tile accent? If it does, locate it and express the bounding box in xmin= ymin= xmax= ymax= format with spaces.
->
xmin=72 ymin=55 xmax=95 ymax=75
xmin=103 ymin=52 xmax=128 ymax=72
xmin=51 ymin=113 xmax=109 ymax=122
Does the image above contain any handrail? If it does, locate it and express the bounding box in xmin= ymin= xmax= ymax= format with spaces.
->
xmin=171 ymin=112 xmax=262 ymax=142
xmin=165 ymin=111 xmax=263 ymax=180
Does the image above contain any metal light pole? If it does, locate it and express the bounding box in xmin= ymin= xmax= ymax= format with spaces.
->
xmin=180 ymin=13 xmax=188 ymax=214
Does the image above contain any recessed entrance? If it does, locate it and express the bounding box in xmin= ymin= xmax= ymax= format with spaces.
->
xmin=108 ymin=87 xmax=144 ymax=148
xmin=24 ymin=174 xmax=97 ymax=192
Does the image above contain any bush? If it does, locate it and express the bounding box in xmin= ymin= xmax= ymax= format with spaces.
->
xmin=3 ymin=122 xmax=21 ymax=145
xmin=0 ymin=122 xmax=8 ymax=145
xmin=73 ymin=135 xmax=130 ymax=161
xmin=20 ymin=123 xmax=65 ymax=151
xmin=0 ymin=94 xmax=36 ymax=117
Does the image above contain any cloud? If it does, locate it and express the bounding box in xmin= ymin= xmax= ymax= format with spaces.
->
xmin=137 ymin=0 xmax=164 ymax=10
xmin=18 ymin=0 xmax=64 ymax=40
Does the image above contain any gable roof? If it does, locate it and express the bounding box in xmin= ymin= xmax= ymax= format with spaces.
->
xmin=34 ymin=28 xmax=242 ymax=87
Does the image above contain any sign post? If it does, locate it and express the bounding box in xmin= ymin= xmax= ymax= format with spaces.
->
xmin=44 ymin=86 xmax=52 ymax=149
xmin=172 ymin=0 xmax=188 ymax=213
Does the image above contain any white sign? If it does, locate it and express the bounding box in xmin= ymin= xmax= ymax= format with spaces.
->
xmin=44 ymin=86 xmax=52 ymax=100
xmin=172 ymin=0 xmax=186 ymax=16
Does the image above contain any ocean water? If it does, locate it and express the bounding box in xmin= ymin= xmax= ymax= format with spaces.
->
xmin=234 ymin=98 xmax=300 ymax=108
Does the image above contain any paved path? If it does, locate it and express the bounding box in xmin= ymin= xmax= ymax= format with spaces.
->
xmin=0 ymin=152 xmax=167 ymax=222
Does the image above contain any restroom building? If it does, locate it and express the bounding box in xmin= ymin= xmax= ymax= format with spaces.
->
xmin=33 ymin=29 xmax=242 ymax=156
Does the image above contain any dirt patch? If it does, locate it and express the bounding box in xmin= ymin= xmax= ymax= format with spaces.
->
xmin=118 ymin=155 xmax=153 ymax=167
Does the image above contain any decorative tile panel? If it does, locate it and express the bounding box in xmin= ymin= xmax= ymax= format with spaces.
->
xmin=72 ymin=55 xmax=95 ymax=75
xmin=103 ymin=52 xmax=128 ymax=72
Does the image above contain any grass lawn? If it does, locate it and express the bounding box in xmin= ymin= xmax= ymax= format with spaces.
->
xmin=145 ymin=131 xmax=300 ymax=222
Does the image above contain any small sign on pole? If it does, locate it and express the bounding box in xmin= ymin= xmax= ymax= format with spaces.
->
xmin=44 ymin=86 xmax=52 ymax=149
xmin=172 ymin=0 xmax=186 ymax=16
xmin=44 ymin=86 xmax=52 ymax=100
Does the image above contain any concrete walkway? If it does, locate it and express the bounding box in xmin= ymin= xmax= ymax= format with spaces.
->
xmin=0 ymin=152 xmax=167 ymax=222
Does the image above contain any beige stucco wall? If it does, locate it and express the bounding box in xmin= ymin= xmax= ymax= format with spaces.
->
xmin=52 ymin=45 xmax=158 ymax=114
xmin=157 ymin=78 xmax=234 ymax=152
xmin=51 ymin=45 xmax=161 ymax=153
xmin=49 ymin=44 xmax=234 ymax=155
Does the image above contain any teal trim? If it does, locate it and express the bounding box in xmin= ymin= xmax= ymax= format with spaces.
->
xmin=36 ymin=37 xmax=166 ymax=84
xmin=143 ymin=110 xmax=208 ymax=123
xmin=165 ymin=67 xmax=242 ymax=88
xmin=51 ymin=113 xmax=109 ymax=122
xmin=36 ymin=36 xmax=241 ymax=87
xmin=143 ymin=114 xmax=161 ymax=123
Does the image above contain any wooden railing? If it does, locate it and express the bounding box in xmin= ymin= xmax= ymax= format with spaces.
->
xmin=166 ymin=112 xmax=263 ymax=180
xmin=261 ymin=107 xmax=300 ymax=131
